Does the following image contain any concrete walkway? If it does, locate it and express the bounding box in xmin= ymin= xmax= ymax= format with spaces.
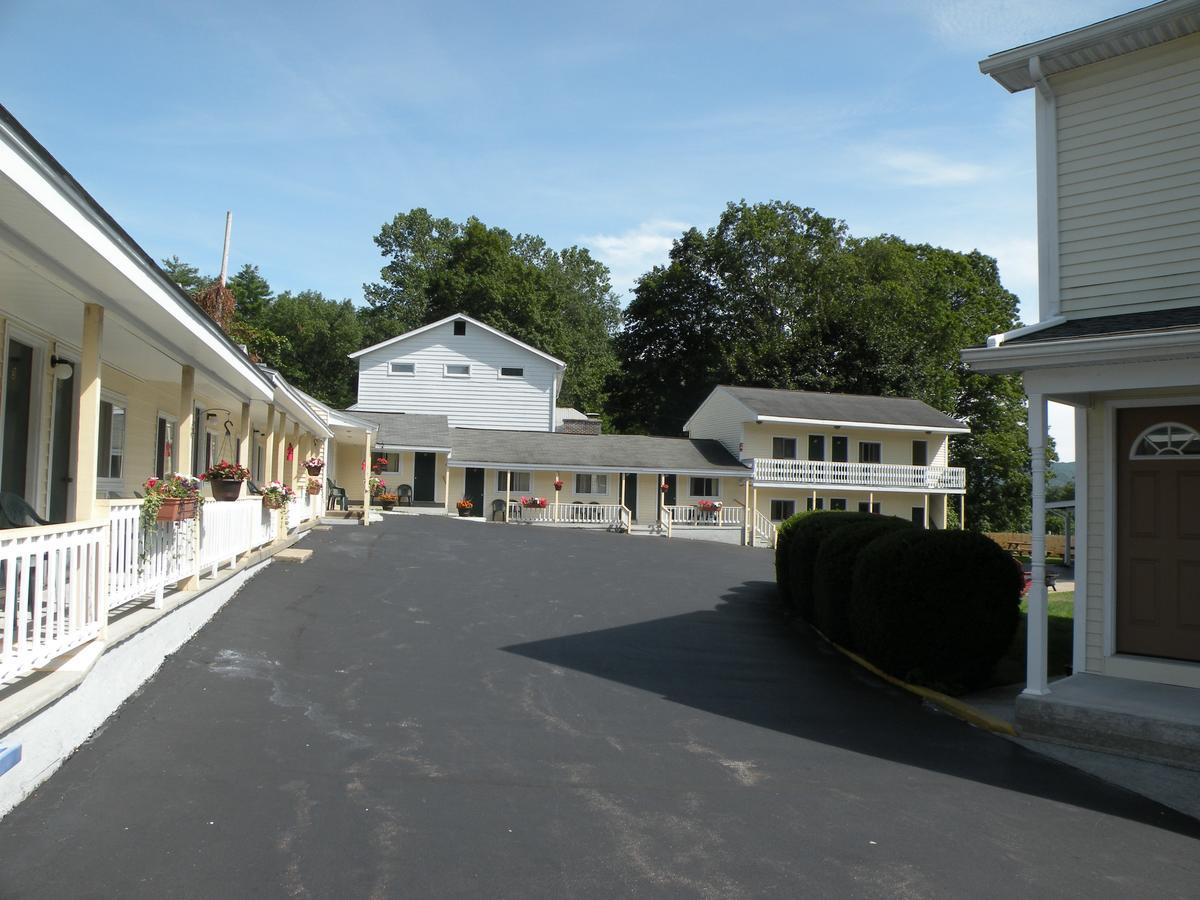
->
xmin=0 ymin=517 xmax=1196 ymax=897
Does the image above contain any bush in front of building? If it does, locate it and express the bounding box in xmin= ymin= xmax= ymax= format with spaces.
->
xmin=784 ymin=511 xmax=880 ymax=621
xmin=774 ymin=511 xmax=809 ymax=603
xmin=848 ymin=529 xmax=1024 ymax=693
xmin=811 ymin=516 xmax=914 ymax=648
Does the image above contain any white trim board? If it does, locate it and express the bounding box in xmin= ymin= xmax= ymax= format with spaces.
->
xmin=349 ymin=312 xmax=567 ymax=369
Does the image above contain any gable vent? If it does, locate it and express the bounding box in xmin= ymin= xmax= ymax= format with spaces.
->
xmin=453 ymin=320 xmax=466 ymax=336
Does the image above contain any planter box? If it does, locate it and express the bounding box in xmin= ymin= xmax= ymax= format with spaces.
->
xmin=210 ymin=479 xmax=243 ymax=502
xmin=262 ymin=496 xmax=286 ymax=510
xmin=156 ymin=497 xmax=198 ymax=522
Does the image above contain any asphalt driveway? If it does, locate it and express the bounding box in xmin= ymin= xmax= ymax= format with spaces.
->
xmin=0 ymin=517 xmax=1196 ymax=898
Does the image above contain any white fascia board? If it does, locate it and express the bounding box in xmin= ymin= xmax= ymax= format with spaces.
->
xmin=447 ymin=460 xmax=751 ymax=478
xmin=375 ymin=443 xmax=453 ymax=453
xmin=348 ymin=312 xmax=567 ymax=368
xmin=751 ymin=480 xmax=966 ymax=495
xmin=270 ymin=376 xmax=333 ymax=438
xmin=962 ymin=327 xmax=1200 ymax=374
xmin=681 ymin=386 xmax=757 ymax=434
xmin=0 ymin=125 xmax=273 ymax=400
xmin=985 ymin=317 xmax=1066 ymax=349
xmin=754 ymin=415 xmax=970 ymax=435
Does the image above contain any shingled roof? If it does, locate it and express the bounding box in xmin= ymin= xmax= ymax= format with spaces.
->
xmin=717 ymin=386 xmax=968 ymax=432
xmin=350 ymin=411 xmax=452 ymax=451
xmin=448 ymin=428 xmax=749 ymax=476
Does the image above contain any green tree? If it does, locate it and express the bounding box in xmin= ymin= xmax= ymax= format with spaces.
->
xmin=227 ymin=263 xmax=273 ymax=321
xmin=161 ymin=255 xmax=213 ymax=294
xmin=364 ymin=210 xmax=620 ymax=413
xmin=259 ymin=290 xmax=363 ymax=408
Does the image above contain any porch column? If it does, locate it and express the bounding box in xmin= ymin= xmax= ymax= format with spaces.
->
xmin=71 ymin=303 xmax=104 ymax=522
xmin=505 ymin=471 xmax=511 ymax=522
xmin=743 ymin=478 xmax=751 ymax=546
xmin=554 ymin=472 xmax=560 ymax=522
xmin=961 ymin=494 xmax=967 ymax=530
xmin=1062 ymin=510 xmax=1073 ymax=567
xmin=237 ymin=402 xmax=251 ymax=497
xmin=923 ymin=494 xmax=929 ymax=528
xmin=942 ymin=495 xmax=948 ymax=530
xmin=362 ymin=431 xmax=372 ymax=527
xmin=275 ymin=411 xmax=288 ymax=484
xmin=263 ymin=404 xmax=276 ymax=482
xmin=443 ymin=464 xmax=450 ymax=513
xmin=178 ymin=365 xmax=195 ymax=475
xmin=289 ymin=422 xmax=301 ymax=487
xmin=1026 ymin=393 xmax=1050 ymax=696
xmin=751 ymin=487 xmax=758 ymax=544
xmin=619 ymin=473 xmax=626 ymax=508
xmin=869 ymin=491 xmax=874 ymax=513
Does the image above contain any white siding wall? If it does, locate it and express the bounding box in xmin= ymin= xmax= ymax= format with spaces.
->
xmin=355 ymin=321 xmax=559 ymax=431
xmin=683 ymin=389 xmax=749 ymax=457
xmin=1054 ymin=32 xmax=1200 ymax=318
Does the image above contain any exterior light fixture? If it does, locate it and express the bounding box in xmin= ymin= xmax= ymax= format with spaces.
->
xmin=49 ymin=355 xmax=75 ymax=381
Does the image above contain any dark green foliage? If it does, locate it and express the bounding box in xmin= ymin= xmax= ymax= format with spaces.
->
xmin=811 ymin=517 xmax=913 ymax=648
xmin=784 ymin=511 xmax=880 ymax=621
xmin=773 ymin=511 xmax=809 ymax=603
xmin=848 ymin=529 xmax=1024 ymax=693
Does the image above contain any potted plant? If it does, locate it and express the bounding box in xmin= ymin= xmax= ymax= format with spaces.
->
xmin=695 ymin=499 xmax=722 ymax=522
xmin=142 ymin=473 xmax=201 ymax=530
xmin=378 ymin=492 xmax=398 ymax=511
xmin=369 ymin=474 xmax=385 ymax=503
xmin=553 ymin=479 xmax=564 ymax=492
xmin=304 ymin=456 xmax=325 ymax=477
xmin=201 ymin=459 xmax=250 ymax=501
xmin=305 ymin=477 xmax=322 ymax=495
xmin=521 ymin=496 xmax=548 ymax=509
xmin=456 ymin=498 xmax=474 ymax=517
xmin=261 ymin=481 xmax=295 ymax=510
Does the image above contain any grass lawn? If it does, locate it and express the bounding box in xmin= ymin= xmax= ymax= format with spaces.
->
xmin=989 ymin=591 xmax=1075 ymax=688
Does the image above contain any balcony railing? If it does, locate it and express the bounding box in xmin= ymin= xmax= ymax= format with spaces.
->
xmin=663 ymin=504 xmax=744 ymax=527
xmin=507 ymin=501 xmax=625 ymax=526
xmin=752 ymin=458 xmax=966 ymax=491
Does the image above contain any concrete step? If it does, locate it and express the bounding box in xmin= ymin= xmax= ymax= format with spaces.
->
xmin=1016 ymin=673 xmax=1200 ymax=771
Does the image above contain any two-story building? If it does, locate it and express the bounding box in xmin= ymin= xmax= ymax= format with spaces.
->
xmin=963 ymin=1 xmax=1200 ymax=764
xmin=685 ymin=386 xmax=968 ymax=530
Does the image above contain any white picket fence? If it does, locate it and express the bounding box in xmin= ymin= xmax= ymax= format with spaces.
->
xmin=0 ymin=520 xmax=107 ymax=685
xmin=664 ymin=504 xmax=745 ymax=527
xmin=107 ymin=501 xmax=198 ymax=610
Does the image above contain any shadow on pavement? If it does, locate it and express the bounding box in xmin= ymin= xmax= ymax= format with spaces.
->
xmin=504 ymin=579 xmax=1200 ymax=839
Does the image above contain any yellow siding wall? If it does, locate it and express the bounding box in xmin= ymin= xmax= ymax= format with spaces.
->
xmin=741 ymin=423 xmax=950 ymax=467
xmin=754 ymin=486 xmax=946 ymax=527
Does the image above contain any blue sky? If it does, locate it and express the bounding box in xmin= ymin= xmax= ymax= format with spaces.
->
xmin=0 ymin=0 xmax=1137 ymax=456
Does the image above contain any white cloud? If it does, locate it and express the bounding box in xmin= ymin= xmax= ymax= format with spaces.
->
xmin=582 ymin=219 xmax=691 ymax=299
xmin=867 ymin=147 xmax=990 ymax=187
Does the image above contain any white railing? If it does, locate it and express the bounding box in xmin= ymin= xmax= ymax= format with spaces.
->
xmin=658 ymin=504 xmax=673 ymax=538
xmin=753 ymin=509 xmax=777 ymax=548
xmin=752 ymin=459 xmax=966 ymax=491
xmin=200 ymin=498 xmax=275 ymax=578
xmin=286 ymin=488 xmax=322 ymax=532
xmin=508 ymin=501 xmax=624 ymax=526
xmin=0 ymin=520 xmax=106 ymax=684
xmin=664 ymin=504 xmax=745 ymax=527
xmin=107 ymin=501 xmax=197 ymax=610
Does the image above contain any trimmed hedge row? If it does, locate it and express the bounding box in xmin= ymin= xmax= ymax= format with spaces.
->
xmin=774 ymin=511 xmax=1023 ymax=693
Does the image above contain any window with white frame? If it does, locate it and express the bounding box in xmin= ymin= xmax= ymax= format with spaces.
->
xmin=575 ymin=473 xmax=608 ymax=494
xmin=770 ymin=499 xmax=795 ymax=521
xmin=378 ymin=452 xmax=401 ymax=473
xmin=97 ymin=397 xmax=126 ymax=483
xmin=830 ymin=498 xmax=847 ymax=511
xmin=389 ymin=361 xmax=416 ymax=376
xmin=772 ymin=437 xmax=797 ymax=459
xmin=858 ymin=442 xmax=882 ymax=464
xmin=689 ymin=477 xmax=719 ymax=497
xmin=445 ymin=364 xmax=471 ymax=378
xmin=499 ymin=367 xmax=524 ymax=378
xmin=496 ymin=470 xmax=531 ymax=492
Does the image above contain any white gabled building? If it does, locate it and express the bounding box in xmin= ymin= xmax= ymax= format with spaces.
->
xmin=349 ymin=313 xmax=566 ymax=432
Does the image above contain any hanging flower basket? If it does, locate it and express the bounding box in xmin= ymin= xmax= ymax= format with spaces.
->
xmin=200 ymin=460 xmax=250 ymax=502
xmin=209 ymin=480 xmax=243 ymax=502
xmin=157 ymin=497 xmax=198 ymax=522
xmin=553 ymin=479 xmax=564 ymax=492
xmin=261 ymin=481 xmax=295 ymax=510
xmin=306 ymin=480 xmax=322 ymax=495
xmin=305 ymin=457 xmax=325 ymax=476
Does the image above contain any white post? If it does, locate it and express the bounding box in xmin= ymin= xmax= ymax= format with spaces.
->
xmin=961 ymin=494 xmax=967 ymax=530
xmin=237 ymin=402 xmax=252 ymax=498
xmin=72 ymin=303 xmax=103 ymax=523
xmin=1026 ymin=392 xmax=1050 ymax=695
xmin=443 ymin=463 xmax=450 ymax=514
xmin=869 ymin=491 xmax=874 ymax=514
xmin=923 ymin=493 xmax=929 ymax=528
xmin=505 ymin=471 xmax=511 ymax=522
xmin=555 ymin=472 xmax=560 ymax=522
xmin=263 ymin=404 xmax=276 ymax=483
xmin=1063 ymin=510 xmax=1073 ymax=566
xmin=362 ymin=431 xmax=372 ymax=527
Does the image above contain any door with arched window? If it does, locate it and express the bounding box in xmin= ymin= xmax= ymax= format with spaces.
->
xmin=1116 ymin=407 xmax=1200 ymax=663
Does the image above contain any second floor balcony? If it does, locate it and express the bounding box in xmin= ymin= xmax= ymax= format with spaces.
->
xmin=752 ymin=458 xmax=966 ymax=493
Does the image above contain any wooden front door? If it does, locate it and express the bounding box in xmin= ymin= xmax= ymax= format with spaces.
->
xmin=624 ymin=473 xmax=638 ymax=523
xmin=413 ymin=452 xmax=437 ymax=502
xmin=1116 ymin=406 xmax=1200 ymax=663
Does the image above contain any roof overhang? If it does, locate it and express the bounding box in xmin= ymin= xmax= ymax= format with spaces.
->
xmin=376 ymin=442 xmax=452 ymax=454
xmin=961 ymin=326 xmax=1200 ymax=374
xmin=265 ymin=373 xmax=333 ymax=438
xmin=349 ymin=312 xmax=567 ymax=369
xmin=447 ymin=460 xmax=751 ymax=479
xmin=980 ymin=0 xmax=1200 ymax=92
xmin=753 ymin=415 xmax=969 ymax=435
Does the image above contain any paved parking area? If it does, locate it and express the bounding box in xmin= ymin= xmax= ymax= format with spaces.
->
xmin=0 ymin=517 xmax=1196 ymax=897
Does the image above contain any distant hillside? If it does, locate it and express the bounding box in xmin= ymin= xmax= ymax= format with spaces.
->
xmin=1049 ymin=461 xmax=1075 ymax=488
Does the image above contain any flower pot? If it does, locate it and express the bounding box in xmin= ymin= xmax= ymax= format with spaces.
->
xmin=156 ymin=497 xmax=198 ymax=522
xmin=210 ymin=479 xmax=243 ymax=502
xmin=306 ymin=481 xmax=322 ymax=495
xmin=305 ymin=464 xmax=324 ymax=476
xmin=263 ymin=495 xmax=286 ymax=510
xmin=457 ymin=507 xmax=471 ymax=517
xmin=381 ymin=502 xmax=395 ymax=511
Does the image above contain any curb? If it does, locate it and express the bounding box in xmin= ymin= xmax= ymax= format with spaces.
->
xmin=811 ymin=626 xmax=1019 ymax=737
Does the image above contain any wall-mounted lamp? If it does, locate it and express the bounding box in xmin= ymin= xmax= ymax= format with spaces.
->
xmin=49 ymin=355 xmax=75 ymax=381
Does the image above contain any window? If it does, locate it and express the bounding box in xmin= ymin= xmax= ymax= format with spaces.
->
xmin=378 ymin=453 xmax=401 ymax=473
xmin=389 ymin=361 xmax=415 ymax=376
xmin=911 ymin=440 xmax=928 ymax=466
xmin=770 ymin=499 xmax=795 ymax=521
xmin=831 ymin=436 xmax=848 ymax=463
xmin=445 ymin=364 xmax=471 ymax=378
xmin=155 ymin=415 xmax=176 ymax=479
xmin=808 ymin=435 xmax=825 ymax=461
xmin=830 ymin=498 xmax=847 ymax=511
xmin=1130 ymin=423 xmax=1200 ymax=458
xmin=453 ymin=320 xmax=467 ymax=336
xmin=772 ymin=437 xmax=797 ymax=459
xmin=806 ymin=497 xmax=825 ymax=511
xmin=857 ymin=501 xmax=882 ymax=514
xmin=499 ymin=367 xmax=524 ymax=378
xmin=97 ymin=399 xmax=126 ymax=482
xmin=859 ymin=442 xmax=881 ymax=464
xmin=496 ymin=470 xmax=531 ymax=492
xmin=912 ymin=507 xmax=926 ymax=527
xmin=253 ymin=443 xmax=265 ymax=483
xmin=690 ymin=477 xmax=719 ymax=497
xmin=575 ymin=473 xmax=608 ymax=494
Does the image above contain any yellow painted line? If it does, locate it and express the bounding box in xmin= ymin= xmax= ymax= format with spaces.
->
xmin=813 ymin=627 xmax=1019 ymax=737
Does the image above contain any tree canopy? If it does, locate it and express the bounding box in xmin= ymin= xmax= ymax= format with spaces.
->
xmin=363 ymin=209 xmax=621 ymax=414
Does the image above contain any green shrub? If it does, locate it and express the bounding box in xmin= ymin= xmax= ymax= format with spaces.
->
xmin=848 ymin=529 xmax=1024 ymax=693
xmin=785 ymin=511 xmax=880 ymax=621
xmin=773 ymin=511 xmax=808 ymax=603
xmin=811 ymin=517 xmax=913 ymax=648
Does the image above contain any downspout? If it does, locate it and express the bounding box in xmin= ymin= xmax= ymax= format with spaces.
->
xmin=1029 ymin=55 xmax=1061 ymax=321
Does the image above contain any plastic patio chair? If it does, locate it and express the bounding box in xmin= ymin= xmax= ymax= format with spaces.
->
xmin=490 ymin=498 xmax=507 ymax=521
xmin=326 ymin=478 xmax=348 ymax=511
xmin=0 ymin=491 xmax=51 ymax=529
xmin=398 ymin=484 xmax=413 ymax=506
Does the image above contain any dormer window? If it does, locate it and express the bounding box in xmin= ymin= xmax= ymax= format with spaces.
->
xmin=453 ymin=320 xmax=466 ymax=336
xmin=445 ymin=364 xmax=471 ymax=378
xmin=389 ymin=361 xmax=415 ymax=376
